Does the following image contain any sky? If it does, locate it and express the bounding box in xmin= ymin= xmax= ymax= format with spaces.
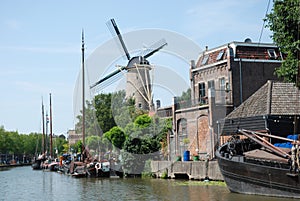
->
xmin=0 ymin=0 xmax=274 ymax=135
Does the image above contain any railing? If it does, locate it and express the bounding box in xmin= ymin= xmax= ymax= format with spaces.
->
xmin=174 ymin=90 xmax=232 ymax=110
xmin=156 ymin=107 xmax=172 ymax=118
xmin=175 ymin=98 xmax=208 ymax=110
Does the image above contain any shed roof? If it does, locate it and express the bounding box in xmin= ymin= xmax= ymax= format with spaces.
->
xmin=226 ymin=80 xmax=300 ymax=119
xmin=220 ymin=81 xmax=300 ymax=135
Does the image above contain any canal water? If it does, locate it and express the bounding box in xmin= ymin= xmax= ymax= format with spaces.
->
xmin=0 ymin=166 xmax=295 ymax=201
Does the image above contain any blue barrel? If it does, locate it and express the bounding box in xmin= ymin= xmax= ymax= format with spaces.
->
xmin=183 ymin=151 xmax=190 ymax=161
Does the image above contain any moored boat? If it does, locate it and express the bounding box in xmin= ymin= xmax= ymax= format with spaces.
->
xmin=216 ymin=129 xmax=300 ymax=198
xmin=31 ymin=154 xmax=46 ymax=170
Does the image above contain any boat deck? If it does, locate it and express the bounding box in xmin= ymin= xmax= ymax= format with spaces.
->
xmin=244 ymin=148 xmax=290 ymax=163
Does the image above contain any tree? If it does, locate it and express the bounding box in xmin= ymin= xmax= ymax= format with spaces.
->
xmin=85 ymin=135 xmax=101 ymax=154
xmin=120 ymin=114 xmax=171 ymax=174
xmin=134 ymin=114 xmax=152 ymax=128
xmin=94 ymin=93 xmax=117 ymax=134
xmin=113 ymin=93 xmax=143 ymax=128
xmin=0 ymin=126 xmax=46 ymax=159
xmin=75 ymin=100 xmax=101 ymax=138
xmin=266 ymin=0 xmax=300 ymax=84
xmin=177 ymin=88 xmax=191 ymax=102
xmin=69 ymin=140 xmax=82 ymax=154
xmin=103 ymin=126 xmax=126 ymax=149
xmin=53 ymin=137 xmax=68 ymax=156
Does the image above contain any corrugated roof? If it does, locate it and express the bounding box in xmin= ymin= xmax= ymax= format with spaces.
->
xmin=226 ymin=80 xmax=300 ymax=119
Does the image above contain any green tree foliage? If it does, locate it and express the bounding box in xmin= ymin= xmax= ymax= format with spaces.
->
xmin=85 ymin=135 xmax=101 ymax=152
xmin=112 ymin=91 xmax=144 ymax=129
xmin=103 ymin=126 xmax=126 ymax=149
xmin=73 ymin=90 xmax=172 ymax=175
xmin=76 ymin=140 xmax=83 ymax=153
xmin=75 ymin=100 xmax=101 ymax=138
xmin=75 ymin=90 xmax=144 ymax=140
xmin=53 ymin=137 xmax=68 ymax=156
xmin=134 ymin=114 xmax=152 ymax=128
xmin=266 ymin=0 xmax=300 ymax=83
xmin=176 ymin=88 xmax=191 ymax=102
xmin=75 ymin=91 xmax=130 ymax=138
xmin=94 ymin=93 xmax=116 ymax=133
xmin=121 ymin=115 xmax=172 ymax=174
xmin=0 ymin=126 xmax=49 ymax=159
xmin=22 ymin=133 xmax=41 ymax=155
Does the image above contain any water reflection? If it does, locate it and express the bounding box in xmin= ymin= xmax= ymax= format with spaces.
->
xmin=0 ymin=167 xmax=296 ymax=201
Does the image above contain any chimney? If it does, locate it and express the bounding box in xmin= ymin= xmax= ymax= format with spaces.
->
xmin=190 ymin=60 xmax=195 ymax=69
xmin=156 ymin=100 xmax=161 ymax=109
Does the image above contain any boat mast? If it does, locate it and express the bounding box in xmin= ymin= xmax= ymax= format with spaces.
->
xmin=81 ymin=29 xmax=85 ymax=161
xmin=42 ymin=99 xmax=45 ymax=154
xmin=49 ymin=93 xmax=53 ymax=159
xmin=45 ymin=112 xmax=49 ymax=155
xmin=294 ymin=21 xmax=300 ymax=134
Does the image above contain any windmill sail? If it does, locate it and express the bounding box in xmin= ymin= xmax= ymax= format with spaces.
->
xmin=107 ymin=19 xmax=131 ymax=60
xmin=143 ymin=39 xmax=167 ymax=58
xmin=91 ymin=19 xmax=167 ymax=111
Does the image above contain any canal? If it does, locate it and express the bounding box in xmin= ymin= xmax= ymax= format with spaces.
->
xmin=0 ymin=166 xmax=294 ymax=201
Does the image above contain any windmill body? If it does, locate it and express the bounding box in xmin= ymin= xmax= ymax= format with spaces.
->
xmin=126 ymin=56 xmax=152 ymax=110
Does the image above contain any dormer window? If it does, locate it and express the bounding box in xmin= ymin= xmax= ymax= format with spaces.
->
xmin=201 ymin=55 xmax=209 ymax=65
xmin=267 ymin=49 xmax=277 ymax=59
xmin=216 ymin=50 xmax=224 ymax=60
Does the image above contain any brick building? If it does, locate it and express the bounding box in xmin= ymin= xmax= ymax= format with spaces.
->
xmin=170 ymin=40 xmax=283 ymax=160
xmin=67 ymin=129 xmax=82 ymax=145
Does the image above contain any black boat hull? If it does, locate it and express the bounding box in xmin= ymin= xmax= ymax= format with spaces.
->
xmin=31 ymin=160 xmax=42 ymax=170
xmin=216 ymin=149 xmax=300 ymax=198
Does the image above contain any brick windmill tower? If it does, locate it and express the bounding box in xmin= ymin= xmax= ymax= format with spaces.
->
xmin=91 ymin=19 xmax=167 ymax=111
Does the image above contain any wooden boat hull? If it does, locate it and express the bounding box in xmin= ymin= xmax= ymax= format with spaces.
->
xmin=216 ymin=146 xmax=300 ymax=198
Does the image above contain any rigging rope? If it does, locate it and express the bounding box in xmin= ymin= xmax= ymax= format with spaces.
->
xmin=258 ymin=0 xmax=271 ymax=44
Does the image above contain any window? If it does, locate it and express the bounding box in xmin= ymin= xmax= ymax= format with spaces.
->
xmin=138 ymin=102 xmax=142 ymax=108
xmin=198 ymin=82 xmax=206 ymax=104
xmin=201 ymin=55 xmax=209 ymax=65
xmin=219 ymin=77 xmax=226 ymax=104
xmin=219 ymin=77 xmax=225 ymax=91
xmin=179 ymin=119 xmax=187 ymax=136
xmin=216 ymin=50 xmax=224 ymax=60
xmin=267 ymin=49 xmax=277 ymax=59
xmin=208 ymin=80 xmax=215 ymax=89
xmin=178 ymin=118 xmax=188 ymax=155
xmin=225 ymin=82 xmax=230 ymax=92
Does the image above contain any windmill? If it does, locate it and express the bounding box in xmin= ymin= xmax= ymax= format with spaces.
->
xmin=90 ymin=19 xmax=167 ymax=111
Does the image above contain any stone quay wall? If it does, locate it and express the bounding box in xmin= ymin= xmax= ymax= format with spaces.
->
xmin=151 ymin=160 xmax=224 ymax=181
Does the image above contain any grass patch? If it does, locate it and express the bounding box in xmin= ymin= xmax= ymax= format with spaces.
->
xmin=173 ymin=180 xmax=226 ymax=187
xmin=161 ymin=171 xmax=168 ymax=179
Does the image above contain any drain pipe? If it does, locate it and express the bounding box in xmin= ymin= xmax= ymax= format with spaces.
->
xmin=239 ymin=58 xmax=243 ymax=104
